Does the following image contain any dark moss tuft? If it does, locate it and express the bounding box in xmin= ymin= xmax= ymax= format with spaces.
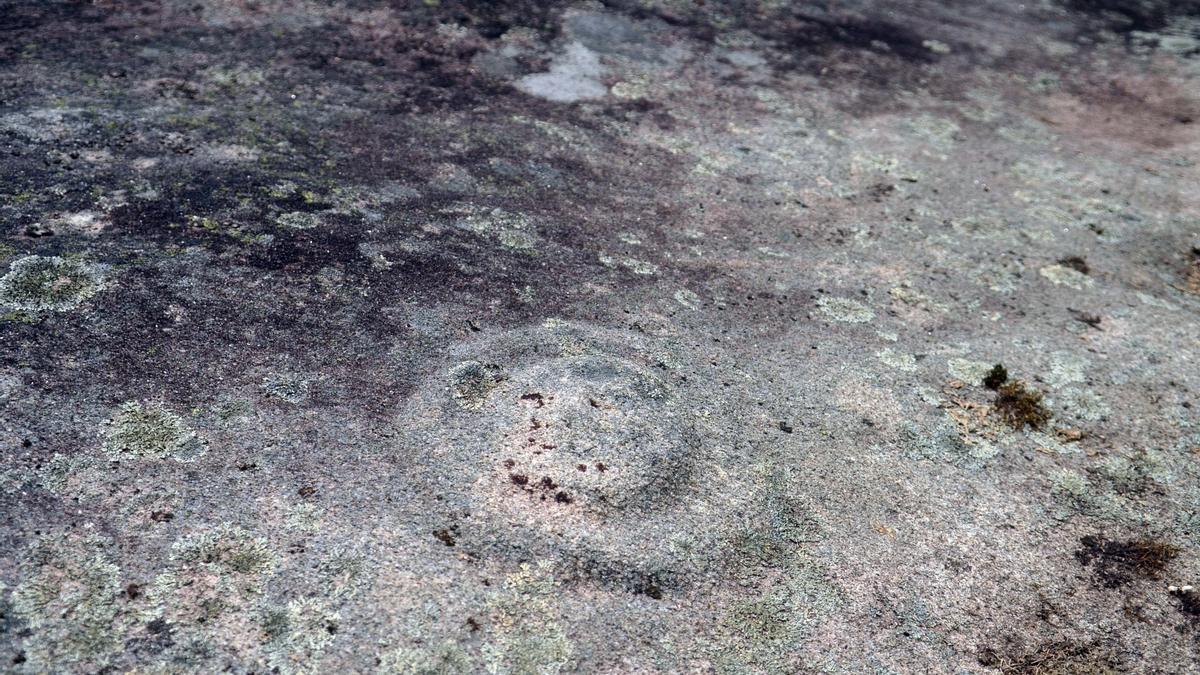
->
xmin=993 ymin=380 xmax=1049 ymax=430
xmin=978 ymin=639 xmax=1121 ymax=674
xmin=983 ymin=364 xmax=1009 ymax=390
xmin=433 ymin=529 xmax=457 ymax=547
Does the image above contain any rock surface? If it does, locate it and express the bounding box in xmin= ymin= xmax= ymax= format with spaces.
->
xmin=1 ymin=1 xmax=1199 ymax=672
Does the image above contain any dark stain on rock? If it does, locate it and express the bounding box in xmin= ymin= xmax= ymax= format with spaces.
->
xmin=1058 ymin=256 xmax=1091 ymax=275
xmin=1171 ymin=589 xmax=1200 ymax=621
xmin=1066 ymin=0 xmax=1200 ymax=35
xmin=978 ymin=639 xmax=1123 ymax=674
xmin=433 ymin=528 xmax=457 ymax=547
xmin=1068 ymin=309 xmax=1103 ymax=329
xmin=782 ymin=12 xmax=940 ymax=64
xmin=1075 ymin=535 xmax=1179 ymax=587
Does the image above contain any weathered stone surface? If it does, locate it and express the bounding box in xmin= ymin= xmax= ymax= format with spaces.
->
xmin=1 ymin=1 xmax=1198 ymax=672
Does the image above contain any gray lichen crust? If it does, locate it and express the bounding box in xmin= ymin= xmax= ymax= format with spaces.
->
xmin=0 ymin=255 xmax=106 ymax=312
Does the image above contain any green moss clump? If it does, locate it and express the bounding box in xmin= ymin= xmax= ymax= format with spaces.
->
xmin=0 ymin=255 xmax=106 ymax=311
xmin=102 ymin=401 xmax=207 ymax=461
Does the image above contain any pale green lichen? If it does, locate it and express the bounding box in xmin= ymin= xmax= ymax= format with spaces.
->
xmin=1046 ymin=351 xmax=1088 ymax=388
xmin=378 ymin=641 xmax=475 ymax=675
xmin=171 ymin=523 xmax=276 ymax=577
xmin=318 ymin=548 xmax=369 ymax=601
xmin=263 ymin=373 xmax=311 ymax=403
xmin=143 ymin=525 xmax=278 ymax=654
xmin=715 ymin=550 xmax=843 ymax=674
xmin=877 ymin=348 xmax=918 ymax=372
xmin=674 ymin=288 xmax=701 ymax=310
xmin=11 ymin=533 xmax=122 ymax=671
xmin=729 ymin=468 xmax=817 ymax=570
xmin=906 ymin=114 xmax=960 ymax=149
xmin=0 ymin=254 xmax=106 ymax=311
xmin=1095 ymin=449 xmax=1170 ymax=495
xmin=598 ymin=253 xmax=659 ymax=275
xmin=276 ymin=211 xmax=322 ymax=229
xmin=102 ymin=401 xmax=207 ymax=461
xmin=212 ymin=396 xmax=254 ymax=422
xmin=1136 ymin=291 xmax=1178 ymax=310
xmin=483 ymin=561 xmax=574 ymax=675
xmin=1039 ymin=264 xmax=1092 ymax=290
xmin=718 ymin=470 xmax=842 ymax=672
xmin=923 ymin=39 xmax=952 ymax=54
xmin=900 ymin=420 xmax=997 ymax=466
xmin=36 ymin=452 xmax=89 ymax=494
xmin=449 ymin=360 xmax=507 ymax=410
xmin=967 ymin=259 xmax=1025 ymax=293
xmin=498 ymin=229 xmax=539 ymax=253
xmin=946 ymin=358 xmax=993 ymax=386
xmin=889 ymin=285 xmax=947 ymax=313
xmin=1056 ymin=387 xmax=1110 ymax=422
xmin=456 ymin=207 xmax=541 ymax=254
xmin=514 ymin=285 xmax=536 ymax=304
xmin=816 ymin=297 xmax=874 ymax=323
xmin=264 ymin=598 xmax=340 ymax=675
xmin=284 ymin=501 xmax=322 ymax=532
xmin=619 ymin=257 xmax=658 ymax=275
xmin=428 ymin=163 xmax=477 ymax=193
xmin=186 ymin=215 xmax=265 ymax=245
xmin=1049 ymin=469 xmax=1137 ymax=523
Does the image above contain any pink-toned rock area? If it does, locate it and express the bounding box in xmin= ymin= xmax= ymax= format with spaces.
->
xmin=1 ymin=1 xmax=1198 ymax=672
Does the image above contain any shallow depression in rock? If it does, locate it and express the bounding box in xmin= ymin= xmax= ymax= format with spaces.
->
xmin=397 ymin=321 xmax=761 ymax=582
